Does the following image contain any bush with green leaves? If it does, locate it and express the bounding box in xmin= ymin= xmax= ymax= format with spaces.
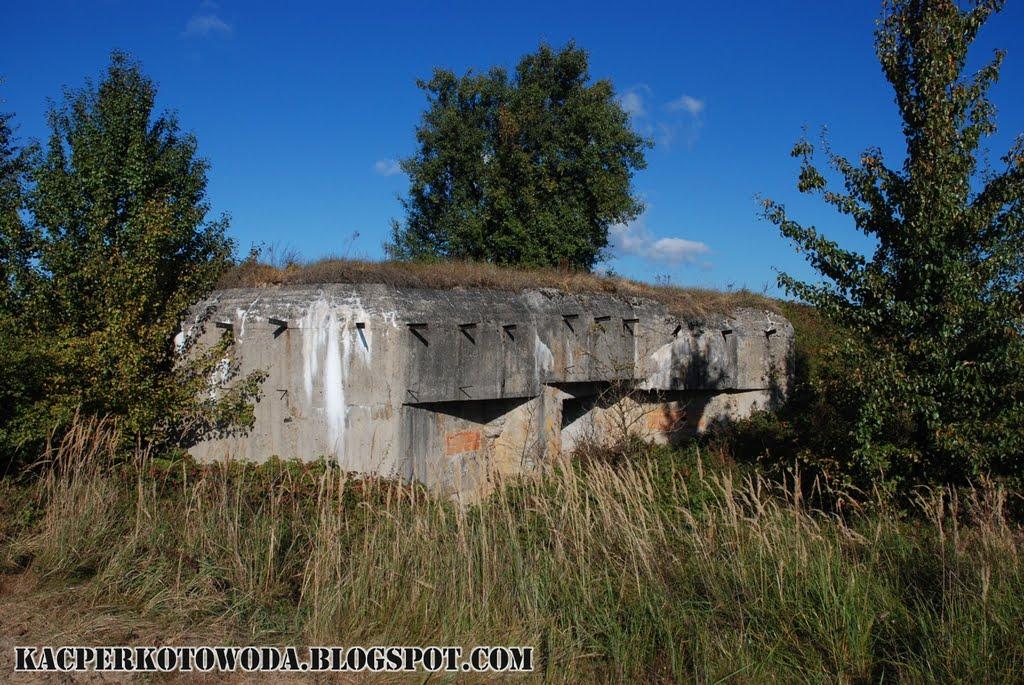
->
xmin=387 ymin=42 xmax=649 ymax=271
xmin=764 ymin=0 xmax=1024 ymax=489
xmin=0 ymin=53 xmax=263 ymax=468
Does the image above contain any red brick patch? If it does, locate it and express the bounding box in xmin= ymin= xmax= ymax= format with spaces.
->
xmin=446 ymin=430 xmax=482 ymax=455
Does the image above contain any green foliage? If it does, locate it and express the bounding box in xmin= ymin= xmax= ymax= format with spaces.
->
xmin=387 ymin=42 xmax=650 ymax=271
xmin=0 ymin=53 xmax=264 ymax=466
xmin=0 ymin=92 xmax=49 ymax=463
xmin=764 ymin=0 xmax=1024 ymax=488
xmin=0 ymin=98 xmax=36 ymax=312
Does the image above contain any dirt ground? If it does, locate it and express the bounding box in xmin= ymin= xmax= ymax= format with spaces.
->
xmin=0 ymin=572 xmax=358 ymax=684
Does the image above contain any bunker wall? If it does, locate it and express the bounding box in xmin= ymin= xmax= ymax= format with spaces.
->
xmin=186 ymin=284 xmax=794 ymax=497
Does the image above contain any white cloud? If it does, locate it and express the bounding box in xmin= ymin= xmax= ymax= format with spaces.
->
xmin=621 ymin=88 xmax=706 ymax=148
xmin=666 ymin=94 xmax=705 ymax=118
xmin=649 ymin=237 xmax=711 ymax=263
xmin=618 ymin=91 xmax=646 ymax=118
xmin=183 ymin=13 xmax=233 ymax=38
xmin=659 ymin=95 xmax=706 ymax=148
xmin=609 ymin=213 xmax=710 ymax=266
xmin=618 ymin=84 xmax=653 ymax=120
xmin=654 ymin=121 xmax=677 ymax=148
xmin=374 ymin=159 xmax=402 ymax=176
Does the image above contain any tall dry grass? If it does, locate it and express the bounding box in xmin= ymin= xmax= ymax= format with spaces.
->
xmin=3 ymin=418 xmax=1023 ymax=682
xmin=216 ymin=257 xmax=777 ymax=321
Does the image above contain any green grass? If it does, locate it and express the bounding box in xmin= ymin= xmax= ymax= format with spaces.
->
xmin=3 ymin=418 xmax=1023 ymax=682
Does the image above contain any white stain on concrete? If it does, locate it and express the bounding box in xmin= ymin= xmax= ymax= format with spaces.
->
xmin=300 ymin=298 xmax=347 ymax=460
xmin=323 ymin=310 xmax=345 ymax=456
xmin=341 ymin=294 xmax=375 ymax=364
xmin=301 ymin=298 xmax=333 ymax=403
xmin=534 ymin=334 xmax=554 ymax=380
xmin=300 ymin=295 xmax=386 ymax=464
xmin=208 ymin=356 xmax=231 ymax=398
xmin=235 ymin=308 xmax=248 ymax=338
xmin=647 ymin=336 xmax=689 ymax=389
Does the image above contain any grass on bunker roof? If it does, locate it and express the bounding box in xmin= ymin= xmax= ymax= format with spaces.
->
xmin=217 ymin=258 xmax=780 ymax=320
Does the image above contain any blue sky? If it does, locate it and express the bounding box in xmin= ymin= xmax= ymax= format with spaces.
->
xmin=3 ymin=1 xmax=1022 ymax=294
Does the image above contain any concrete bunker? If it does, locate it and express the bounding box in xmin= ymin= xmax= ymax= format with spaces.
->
xmin=185 ymin=283 xmax=794 ymax=497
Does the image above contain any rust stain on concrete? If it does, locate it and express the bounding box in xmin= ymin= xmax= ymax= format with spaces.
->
xmin=646 ymin=406 xmax=688 ymax=433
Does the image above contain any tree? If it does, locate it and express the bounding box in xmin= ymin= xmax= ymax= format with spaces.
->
xmin=764 ymin=0 xmax=1024 ymax=487
xmin=387 ymin=42 xmax=649 ymax=271
xmin=0 ymin=52 xmax=262 ymax=464
xmin=0 ymin=95 xmax=35 ymax=314
xmin=0 ymin=93 xmax=53 ymax=462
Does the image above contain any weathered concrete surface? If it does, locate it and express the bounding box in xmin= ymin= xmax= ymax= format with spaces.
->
xmin=186 ymin=284 xmax=793 ymax=496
